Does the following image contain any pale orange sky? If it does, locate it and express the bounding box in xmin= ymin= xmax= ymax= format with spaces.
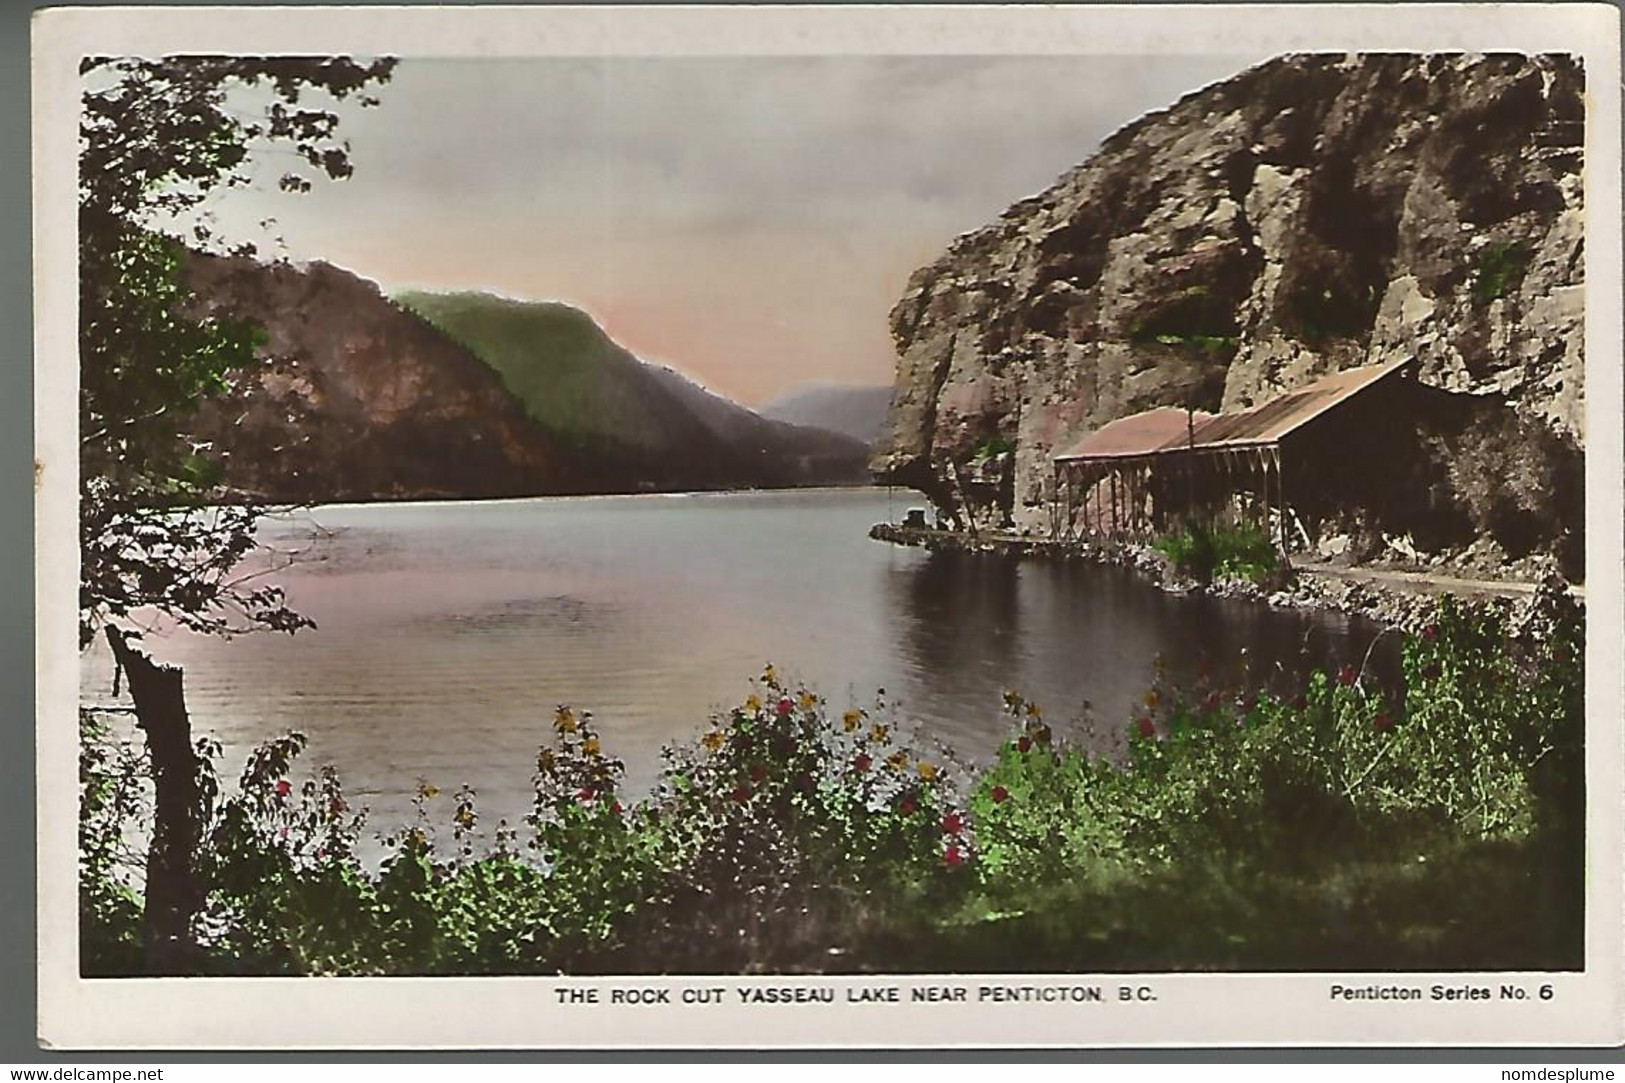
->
xmin=204 ymin=55 xmax=1266 ymax=406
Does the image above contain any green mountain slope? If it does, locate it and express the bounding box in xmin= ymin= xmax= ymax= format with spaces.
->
xmin=396 ymin=290 xmax=869 ymax=488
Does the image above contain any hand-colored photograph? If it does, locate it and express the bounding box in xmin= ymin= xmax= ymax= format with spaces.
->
xmin=74 ymin=47 xmax=1588 ymax=980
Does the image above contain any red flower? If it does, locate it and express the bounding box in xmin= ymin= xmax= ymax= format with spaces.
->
xmin=1422 ymin=625 xmax=1438 ymax=641
xmin=610 ymin=800 xmax=623 ymax=816
xmin=852 ymin=752 xmax=872 ymax=773
xmin=776 ymin=697 xmax=794 ymax=716
xmin=749 ymin=762 xmax=768 ymax=784
xmin=328 ymin=797 xmax=345 ymax=816
xmin=943 ymin=844 xmax=965 ymax=868
xmin=731 ymin=785 xmax=752 ymax=805
xmin=577 ymin=787 xmax=596 ymax=803
xmin=274 ymin=779 xmax=292 ymax=799
xmin=1203 ymin=691 xmax=1221 ymax=711
xmin=941 ymin=811 xmax=963 ymax=835
xmin=1136 ymin=716 xmax=1157 ymax=740
xmin=1337 ymin=665 xmax=1358 ymax=687
xmin=990 ymin=785 xmax=1010 ymax=805
xmin=1016 ymin=735 xmax=1032 ymax=754
xmin=1373 ymin=711 xmax=1394 ymax=732
xmin=897 ymin=796 xmax=918 ymax=816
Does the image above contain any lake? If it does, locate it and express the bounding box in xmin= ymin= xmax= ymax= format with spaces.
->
xmin=80 ymin=487 xmax=1386 ymax=840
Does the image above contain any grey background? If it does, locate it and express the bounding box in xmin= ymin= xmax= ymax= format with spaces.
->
xmin=2 ymin=0 xmax=1621 ymax=1063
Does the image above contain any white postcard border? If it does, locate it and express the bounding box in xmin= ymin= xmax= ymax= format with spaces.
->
xmin=32 ymin=3 xmax=1625 ymax=1050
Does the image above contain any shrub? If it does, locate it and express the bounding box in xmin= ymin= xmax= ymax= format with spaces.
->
xmin=81 ymin=589 xmax=1583 ymax=974
xmin=1154 ymin=521 xmax=1278 ymax=585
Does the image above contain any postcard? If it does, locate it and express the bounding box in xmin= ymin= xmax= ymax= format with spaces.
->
xmin=32 ymin=3 xmax=1625 ymax=1049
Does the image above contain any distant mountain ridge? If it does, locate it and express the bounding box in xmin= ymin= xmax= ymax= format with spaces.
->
xmin=394 ymin=290 xmax=871 ymax=490
xmin=758 ymin=384 xmax=893 ymax=447
xmin=178 ymin=257 xmax=869 ymax=501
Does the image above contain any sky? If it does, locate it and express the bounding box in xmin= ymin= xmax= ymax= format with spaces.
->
xmin=202 ymin=55 xmax=1267 ymax=406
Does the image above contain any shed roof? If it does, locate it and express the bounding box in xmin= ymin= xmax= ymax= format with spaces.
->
xmin=1053 ymin=358 xmax=1413 ymax=464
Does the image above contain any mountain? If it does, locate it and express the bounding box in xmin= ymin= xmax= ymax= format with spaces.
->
xmin=180 ymin=254 xmax=581 ymax=502
xmin=394 ymin=291 xmax=870 ymax=488
xmin=758 ymin=384 xmax=894 ymax=447
xmin=872 ymin=53 xmax=1584 ymax=561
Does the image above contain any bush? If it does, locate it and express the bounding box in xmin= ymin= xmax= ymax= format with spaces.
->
xmin=81 ymin=589 xmax=1583 ymax=974
xmin=1154 ymin=521 xmax=1278 ymax=585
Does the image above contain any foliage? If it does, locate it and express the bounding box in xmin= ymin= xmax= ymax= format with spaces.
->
xmin=78 ymin=56 xmax=395 ymax=644
xmin=971 ymin=435 xmax=1014 ymax=460
xmin=1472 ymin=241 xmax=1530 ymax=305
xmin=1154 ymin=521 xmax=1278 ymax=585
xmin=80 ymin=590 xmax=1584 ymax=974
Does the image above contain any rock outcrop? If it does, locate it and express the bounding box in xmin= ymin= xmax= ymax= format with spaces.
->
xmin=873 ymin=53 xmax=1586 ymax=560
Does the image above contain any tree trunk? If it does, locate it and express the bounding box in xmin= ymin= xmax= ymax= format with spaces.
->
xmin=105 ymin=627 xmax=203 ymax=975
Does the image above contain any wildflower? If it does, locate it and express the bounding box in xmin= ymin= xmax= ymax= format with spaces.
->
xmin=745 ymin=694 xmax=763 ymax=713
xmin=943 ymin=843 xmax=965 ymax=868
xmin=749 ymin=762 xmax=768 ymax=784
xmin=1337 ymin=665 xmax=1358 ymax=687
xmin=1025 ymin=702 xmax=1042 ymax=720
xmin=763 ymin=664 xmax=777 ymax=684
xmin=1422 ymin=625 xmax=1438 ymax=641
xmin=455 ymin=806 xmax=475 ymax=829
xmin=941 ymin=811 xmax=963 ymax=835
xmin=897 ymin=795 xmax=918 ymax=816
xmin=275 ymin=779 xmax=292 ymax=799
xmin=536 ymin=748 xmax=557 ymax=772
xmin=1016 ymin=735 xmax=1032 ymax=754
xmin=731 ymin=785 xmax=752 ymax=805
xmin=869 ymin=724 xmax=889 ymax=744
xmin=852 ymin=752 xmax=872 ymax=773
xmin=776 ymin=697 xmax=794 ymax=716
xmin=1144 ymin=689 xmax=1160 ymax=708
xmin=887 ymin=750 xmax=909 ymax=772
xmin=577 ymin=787 xmax=596 ymax=803
xmin=702 ymin=730 xmax=725 ymax=753
xmin=418 ymin=781 xmax=440 ymax=799
xmin=408 ymin=828 xmax=426 ymax=848
xmin=1373 ymin=711 xmax=1394 ymax=732
xmin=842 ymin=709 xmax=863 ymax=732
xmin=329 ymin=797 xmax=346 ymax=816
xmin=1203 ymin=691 xmax=1221 ymax=712
xmin=1028 ymin=723 xmax=1052 ymax=745
xmin=554 ymin=707 xmax=577 ymax=734
xmin=917 ymin=761 xmax=938 ymax=783
xmin=1136 ymin=716 xmax=1157 ymax=740
xmin=279 ymin=826 xmax=290 ymax=842
xmin=610 ymin=801 xmax=623 ymax=816
xmin=990 ymin=785 xmax=1010 ymax=805
xmin=582 ymin=736 xmax=601 ymax=757
xmin=1002 ymin=690 xmax=1022 ymax=711
xmin=798 ymin=691 xmax=817 ymax=709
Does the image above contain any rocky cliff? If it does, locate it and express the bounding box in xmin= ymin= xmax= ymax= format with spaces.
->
xmin=873 ymin=53 xmax=1585 ymax=560
xmin=183 ymin=254 xmax=581 ymax=502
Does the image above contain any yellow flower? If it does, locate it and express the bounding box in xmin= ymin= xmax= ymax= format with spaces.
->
xmin=1144 ymin=690 xmax=1160 ymax=708
xmin=1025 ymin=702 xmax=1043 ymax=719
xmin=1003 ymin=690 xmax=1023 ymax=711
xmin=870 ymin=724 xmax=889 ymax=744
xmin=418 ymin=781 xmax=440 ymax=799
xmin=887 ymin=750 xmax=909 ymax=772
xmin=842 ymin=709 xmax=862 ymax=732
xmin=702 ymin=730 xmax=725 ymax=752
xmin=554 ymin=707 xmax=577 ymax=734
xmin=454 ymin=806 xmax=475 ymax=828
xmin=917 ymin=762 xmax=938 ymax=782
xmin=583 ymin=736 xmax=601 ymax=756
xmin=797 ymin=691 xmax=817 ymax=709
xmin=408 ymin=828 xmax=426 ymax=847
xmin=763 ymin=664 xmax=777 ymax=684
xmin=745 ymin=694 xmax=763 ymax=713
xmin=536 ymin=748 xmax=556 ymax=772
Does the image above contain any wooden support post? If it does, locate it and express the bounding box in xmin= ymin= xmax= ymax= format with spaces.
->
xmin=105 ymin=627 xmax=205 ymax=976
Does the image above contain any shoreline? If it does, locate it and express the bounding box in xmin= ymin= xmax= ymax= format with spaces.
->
xmin=867 ymin=523 xmax=1584 ymax=628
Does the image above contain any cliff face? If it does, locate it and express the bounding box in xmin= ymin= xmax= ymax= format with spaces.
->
xmin=183 ymin=255 xmax=578 ymax=502
xmin=873 ymin=54 xmax=1586 ymax=546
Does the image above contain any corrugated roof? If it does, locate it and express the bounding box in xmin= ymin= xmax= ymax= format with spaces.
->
xmin=1054 ymin=359 xmax=1412 ymax=463
xmin=1055 ymin=406 xmax=1212 ymax=461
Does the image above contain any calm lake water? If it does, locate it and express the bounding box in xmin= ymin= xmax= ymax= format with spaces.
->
xmin=80 ymin=488 xmax=1386 ymax=840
